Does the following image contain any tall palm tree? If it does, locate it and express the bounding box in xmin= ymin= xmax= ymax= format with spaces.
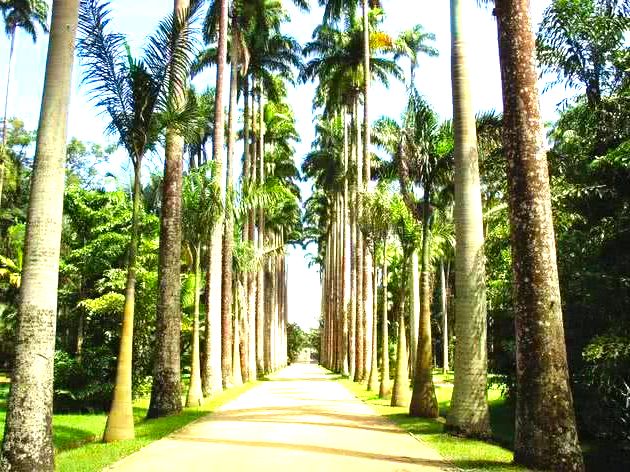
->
xmin=77 ymin=0 xmax=200 ymax=438
xmin=0 ymin=1 xmax=79 ymax=469
xmin=148 ymin=0 xmax=199 ymax=420
xmin=392 ymin=22 xmax=437 ymax=377
xmin=182 ymin=163 xmax=222 ymax=406
xmin=492 ymin=0 xmax=584 ymax=469
xmin=394 ymin=24 xmax=438 ymax=86
xmin=445 ymin=0 xmax=491 ymax=438
xmin=0 ymin=0 xmax=49 ymax=207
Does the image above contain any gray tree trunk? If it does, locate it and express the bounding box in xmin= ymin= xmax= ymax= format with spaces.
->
xmin=0 ymin=2 xmax=79 ymax=469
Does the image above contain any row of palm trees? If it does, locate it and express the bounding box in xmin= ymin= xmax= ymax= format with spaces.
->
xmin=308 ymin=1 xmax=585 ymax=471
xmin=0 ymin=0 xmax=302 ymax=469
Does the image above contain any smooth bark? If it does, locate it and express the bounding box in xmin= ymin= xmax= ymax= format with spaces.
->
xmin=444 ymin=0 xmax=491 ymax=437
xmin=0 ymin=2 xmax=79 ymax=468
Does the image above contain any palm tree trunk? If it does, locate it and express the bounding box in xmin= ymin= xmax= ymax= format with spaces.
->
xmin=232 ymin=279 xmax=243 ymax=385
xmin=0 ymin=26 xmax=17 ymax=207
xmin=494 ymin=1 xmax=584 ymax=469
xmin=102 ymin=119 xmax=138 ymax=437
xmin=367 ymin=243 xmax=379 ymax=391
xmin=186 ymin=242 xmax=203 ymax=407
xmin=445 ymin=0 xmax=491 ymax=437
xmin=341 ymin=109 xmax=350 ymax=376
xmin=204 ymin=0 xmax=229 ymax=396
xmin=440 ymin=260 xmax=449 ymax=374
xmin=379 ymin=238 xmax=391 ymax=398
xmin=391 ymin=256 xmax=410 ymax=407
xmin=148 ymin=0 xmax=195 ymax=418
xmin=0 ymin=2 xmax=79 ymax=468
xmin=243 ymin=74 xmax=257 ymax=382
xmin=354 ymin=96 xmax=364 ymax=382
xmin=256 ymin=82 xmax=266 ymax=374
xmin=220 ymin=11 xmax=239 ymax=388
xmin=410 ymin=195 xmax=438 ymax=418
xmin=409 ymin=251 xmax=420 ymax=377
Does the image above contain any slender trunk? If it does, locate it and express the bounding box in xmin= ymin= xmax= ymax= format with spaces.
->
xmin=0 ymin=3 xmax=79 ymax=468
xmin=445 ymin=0 xmax=491 ymax=437
xmin=204 ymin=0 xmax=229 ymax=395
xmin=440 ymin=261 xmax=449 ymax=374
xmin=256 ymin=83 xmax=265 ymax=374
xmin=391 ymin=256 xmax=410 ymax=407
xmin=379 ymin=238 xmax=391 ymax=398
xmin=186 ymin=243 xmax=203 ymax=407
xmin=0 ymin=27 xmax=17 ymax=207
xmin=221 ymin=13 xmax=239 ymax=388
xmin=410 ymin=195 xmax=438 ymax=418
xmin=348 ymin=118 xmax=356 ymax=379
xmin=104 ymin=139 xmax=143 ymax=441
xmin=232 ymin=279 xmax=243 ymax=385
xmin=243 ymin=75 xmax=257 ymax=381
xmin=409 ymin=251 xmax=420 ymax=377
xmin=495 ymin=1 xmax=584 ymax=469
xmin=342 ymin=109 xmax=350 ymax=376
xmin=367 ymin=244 xmax=379 ymax=391
xmin=354 ymin=96 xmax=364 ymax=382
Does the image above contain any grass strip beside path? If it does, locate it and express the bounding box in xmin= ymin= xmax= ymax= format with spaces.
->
xmin=339 ymin=378 xmax=529 ymax=472
xmin=0 ymin=381 xmax=256 ymax=472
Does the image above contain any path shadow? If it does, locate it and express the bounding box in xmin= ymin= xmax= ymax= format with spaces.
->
xmin=168 ymin=436 xmax=450 ymax=468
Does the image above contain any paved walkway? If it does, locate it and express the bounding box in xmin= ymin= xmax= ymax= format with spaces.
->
xmin=107 ymin=363 xmax=449 ymax=472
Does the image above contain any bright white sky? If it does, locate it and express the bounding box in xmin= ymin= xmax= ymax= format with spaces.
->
xmin=1 ymin=0 xmax=561 ymax=331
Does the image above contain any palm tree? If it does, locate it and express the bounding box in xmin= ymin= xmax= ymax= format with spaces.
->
xmin=445 ymin=0 xmax=491 ymax=438
xmin=77 ymin=0 xmax=200 ymax=438
xmin=182 ymin=164 xmax=222 ymax=406
xmin=148 ymin=0 xmax=201 ymax=420
xmin=0 ymin=0 xmax=49 ymax=207
xmin=0 ymin=1 xmax=79 ymax=468
xmin=389 ymin=195 xmax=419 ymax=407
xmin=492 ymin=0 xmax=584 ymax=469
xmin=394 ymin=24 xmax=438 ymax=86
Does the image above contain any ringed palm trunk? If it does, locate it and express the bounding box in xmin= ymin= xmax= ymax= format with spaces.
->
xmin=256 ymin=84 xmax=266 ymax=375
xmin=221 ymin=13 xmax=239 ymax=388
xmin=409 ymin=195 xmax=438 ymax=418
xmin=440 ymin=261 xmax=449 ymax=374
xmin=379 ymin=239 xmax=391 ymax=397
xmin=391 ymin=256 xmax=410 ymax=407
xmin=360 ymin=0 xmax=372 ymax=383
xmin=494 ymin=1 xmax=584 ymax=469
xmin=0 ymin=2 xmax=79 ymax=468
xmin=367 ymin=244 xmax=379 ymax=391
xmin=354 ymin=97 xmax=364 ymax=382
xmin=445 ymin=0 xmax=491 ymax=437
xmin=409 ymin=251 xmax=420 ymax=377
xmin=348 ymin=108 xmax=356 ymax=378
xmin=244 ymin=75 xmax=257 ymax=381
xmin=341 ymin=109 xmax=350 ymax=376
xmin=104 ymin=161 xmax=143 ymax=441
xmin=186 ymin=242 xmax=203 ymax=407
xmin=203 ymin=0 xmax=229 ymax=396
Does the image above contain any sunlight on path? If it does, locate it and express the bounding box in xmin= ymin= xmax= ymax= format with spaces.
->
xmin=106 ymin=364 xmax=450 ymax=471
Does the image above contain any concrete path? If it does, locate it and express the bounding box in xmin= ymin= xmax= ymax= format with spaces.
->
xmin=107 ymin=363 xmax=450 ymax=472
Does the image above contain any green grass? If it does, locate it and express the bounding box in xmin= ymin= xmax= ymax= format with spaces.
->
xmin=339 ymin=377 xmax=529 ymax=472
xmin=0 ymin=380 xmax=257 ymax=472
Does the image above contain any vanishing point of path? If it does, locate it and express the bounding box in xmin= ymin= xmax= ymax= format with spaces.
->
xmin=107 ymin=364 xmax=450 ymax=472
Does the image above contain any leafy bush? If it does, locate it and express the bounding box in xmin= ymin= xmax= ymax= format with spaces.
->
xmin=54 ymin=348 xmax=115 ymax=412
xmin=577 ymin=334 xmax=630 ymax=442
